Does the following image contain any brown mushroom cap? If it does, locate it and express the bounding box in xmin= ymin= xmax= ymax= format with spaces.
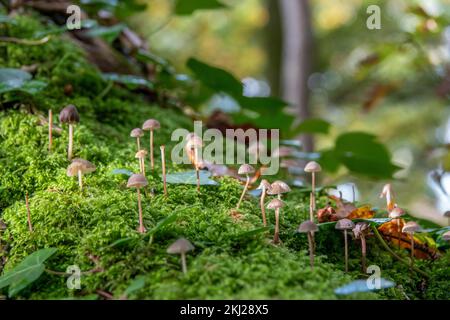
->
xmin=59 ymin=104 xmax=80 ymax=124
xmin=335 ymin=218 xmax=355 ymax=230
xmin=185 ymin=133 xmax=203 ymax=149
xmin=444 ymin=211 xmax=450 ymax=218
xmin=135 ymin=149 xmax=148 ymax=158
xmin=353 ymin=222 xmax=369 ymax=238
xmin=267 ymin=181 xmax=290 ymax=195
xmin=238 ymin=164 xmax=255 ymax=175
xmin=127 ymin=174 xmax=148 ymax=188
xmin=130 ymin=128 xmax=144 ymax=138
xmin=304 ymin=161 xmax=322 ymax=173
xmin=297 ymin=220 xmax=318 ymax=233
xmin=389 ymin=207 xmax=406 ymax=219
xmin=257 ymin=179 xmax=271 ymax=191
xmin=266 ymin=198 xmax=285 ymax=210
xmin=336 ymin=203 xmax=357 ymax=219
xmin=442 ymin=231 xmax=450 ymax=241
xmin=167 ymin=238 xmax=194 ymax=254
xmin=142 ymin=119 xmax=161 ymax=131
xmin=66 ymin=158 xmax=96 ymax=176
xmin=402 ymin=221 xmax=421 ymax=234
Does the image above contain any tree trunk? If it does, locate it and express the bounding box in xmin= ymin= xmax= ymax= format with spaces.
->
xmin=279 ymin=0 xmax=313 ymax=152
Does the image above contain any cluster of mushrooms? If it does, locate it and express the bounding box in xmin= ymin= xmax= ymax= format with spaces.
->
xmin=46 ymin=105 xmax=450 ymax=275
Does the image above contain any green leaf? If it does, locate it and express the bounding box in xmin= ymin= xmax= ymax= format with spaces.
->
xmin=174 ymin=0 xmax=227 ymax=15
xmin=136 ymin=50 xmax=175 ymax=74
xmin=292 ymin=118 xmax=331 ymax=135
xmin=187 ymin=58 xmax=243 ymax=97
xmin=102 ymin=73 xmax=154 ymax=90
xmin=335 ymin=279 xmax=395 ymax=295
xmin=0 ymin=68 xmax=47 ymax=95
xmin=123 ymin=276 xmax=146 ymax=297
xmin=236 ymin=227 xmax=270 ymax=239
xmin=86 ymin=23 xmax=126 ymax=43
xmin=111 ymin=169 xmax=134 ymax=177
xmin=144 ymin=206 xmax=198 ymax=238
xmin=0 ymin=248 xmax=57 ymax=297
xmin=236 ymin=96 xmax=289 ymax=113
xmin=165 ymin=170 xmax=219 ymax=186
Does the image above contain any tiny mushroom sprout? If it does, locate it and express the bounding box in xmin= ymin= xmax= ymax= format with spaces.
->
xmin=267 ymin=198 xmax=285 ymax=244
xmin=167 ymin=238 xmax=194 ymax=275
xmin=335 ymin=218 xmax=355 ymax=273
xmin=127 ymin=174 xmax=148 ymax=233
xmin=135 ymin=149 xmax=147 ymax=175
xmin=236 ymin=164 xmax=255 ymax=210
xmin=352 ymin=222 xmax=370 ymax=272
xmin=402 ymin=221 xmax=422 ymax=267
xmin=67 ymin=158 xmax=96 ymax=191
xmin=130 ymin=128 xmax=144 ymax=152
xmin=304 ymin=161 xmax=321 ymax=221
xmin=59 ymin=104 xmax=80 ymax=161
xmin=142 ymin=119 xmax=160 ymax=171
xmin=257 ymin=179 xmax=271 ymax=226
xmin=297 ymin=220 xmax=318 ymax=270
xmin=389 ymin=207 xmax=406 ymax=248
xmin=185 ymin=133 xmax=204 ymax=193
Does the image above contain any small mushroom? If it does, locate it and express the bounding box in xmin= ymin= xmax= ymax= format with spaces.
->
xmin=130 ymin=128 xmax=144 ymax=152
xmin=127 ymin=174 xmax=148 ymax=233
xmin=297 ymin=220 xmax=318 ymax=270
xmin=380 ymin=183 xmax=395 ymax=211
xmin=444 ymin=211 xmax=450 ymax=226
xmin=135 ymin=149 xmax=147 ymax=175
xmin=353 ymin=222 xmax=370 ymax=272
xmin=67 ymin=158 xmax=96 ymax=190
xmin=257 ymin=179 xmax=271 ymax=226
xmin=389 ymin=207 xmax=406 ymax=249
xmin=142 ymin=119 xmax=160 ymax=171
xmin=160 ymin=145 xmax=167 ymax=197
xmin=59 ymin=104 xmax=80 ymax=161
xmin=167 ymin=238 xmax=194 ymax=274
xmin=267 ymin=198 xmax=285 ymax=244
xmin=304 ymin=161 xmax=321 ymax=221
xmin=402 ymin=221 xmax=421 ymax=267
xmin=185 ymin=133 xmax=203 ymax=193
xmin=268 ymin=180 xmax=291 ymax=200
xmin=335 ymin=218 xmax=355 ymax=273
xmin=236 ymin=164 xmax=255 ymax=210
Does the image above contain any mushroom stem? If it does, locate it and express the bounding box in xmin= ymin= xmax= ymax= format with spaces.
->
xmin=344 ymin=229 xmax=349 ymax=273
xmin=141 ymin=157 xmax=146 ymax=175
xmin=150 ymin=130 xmax=154 ymax=170
xmin=194 ymin=148 xmax=200 ymax=193
xmin=68 ymin=124 xmax=74 ymax=161
xmin=161 ymin=145 xmax=167 ymax=197
xmin=236 ymin=175 xmax=250 ymax=210
xmin=311 ymin=172 xmax=316 ymax=212
xmin=77 ymin=169 xmax=83 ymax=190
xmin=136 ymin=137 xmax=141 ymax=152
xmin=137 ymin=188 xmax=145 ymax=233
xmin=260 ymin=186 xmax=267 ymax=226
xmin=361 ymin=235 xmax=367 ymax=273
xmin=352 ymin=184 xmax=355 ymax=203
xmin=25 ymin=192 xmax=33 ymax=233
xmin=309 ymin=192 xmax=314 ymax=222
xmin=307 ymin=231 xmax=314 ymax=270
xmin=273 ymin=208 xmax=280 ymax=244
xmin=181 ymin=252 xmax=187 ymax=274
xmin=48 ymin=109 xmax=52 ymax=153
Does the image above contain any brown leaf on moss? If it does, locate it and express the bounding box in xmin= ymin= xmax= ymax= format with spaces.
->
xmin=348 ymin=205 xmax=375 ymax=219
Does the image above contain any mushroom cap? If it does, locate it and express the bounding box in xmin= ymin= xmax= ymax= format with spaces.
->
xmin=238 ymin=164 xmax=255 ymax=175
xmin=353 ymin=222 xmax=369 ymax=238
xmin=335 ymin=218 xmax=355 ymax=230
xmin=257 ymin=179 xmax=271 ymax=191
xmin=336 ymin=203 xmax=357 ymax=219
xmin=442 ymin=231 xmax=450 ymax=241
xmin=130 ymin=128 xmax=144 ymax=138
xmin=66 ymin=158 xmax=96 ymax=176
xmin=185 ymin=133 xmax=203 ymax=149
xmin=135 ymin=149 xmax=148 ymax=158
xmin=297 ymin=220 xmax=318 ymax=233
xmin=167 ymin=238 xmax=194 ymax=254
xmin=304 ymin=161 xmax=322 ymax=173
xmin=127 ymin=174 xmax=148 ymax=188
xmin=402 ymin=221 xmax=421 ymax=234
xmin=266 ymin=198 xmax=285 ymax=210
xmin=267 ymin=181 xmax=290 ymax=195
xmin=59 ymin=104 xmax=80 ymax=124
xmin=444 ymin=211 xmax=450 ymax=218
xmin=142 ymin=119 xmax=161 ymax=131
xmin=389 ymin=207 xmax=406 ymax=219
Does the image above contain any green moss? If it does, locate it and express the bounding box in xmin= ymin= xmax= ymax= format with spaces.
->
xmin=0 ymin=12 xmax=448 ymax=300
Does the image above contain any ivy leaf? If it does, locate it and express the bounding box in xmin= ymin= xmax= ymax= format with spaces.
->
xmin=335 ymin=278 xmax=395 ymax=295
xmin=0 ymin=68 xmax=47 ymax=95
xmin=123 ymin=276 xmax=146 ymax=297
xmin=86 ymin=23 xmax=126 ymax=43
xmin=102 ymin=73 xmax=154 ymax=90
xmin=187 ymin=58 xmax=243 ymax=97
xmin=110 ymin=169 xmax=134 ymax=177
xmin=0 ymin=248 xmax=57 ymax=297
xmin=165 ymin=170 xmax=219 ymax=186
xmin=292 ymin=118 xmax=331 ymax=135
xmin=174 ymin=0 xmax=227 ymax=15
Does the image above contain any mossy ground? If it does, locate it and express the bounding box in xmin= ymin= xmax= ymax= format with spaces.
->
xmin=0 ymin=14 xmax=448 ymax=300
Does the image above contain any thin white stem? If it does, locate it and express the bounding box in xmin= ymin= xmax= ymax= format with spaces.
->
xmin=309 ymin=192 xmax=314 ymax=222
xmin=161 ymin=146 xmax=167 ymax=196
xmin=274 ymin=209 xmax=280 ymax=244
xmin=260 ymin=186 xmax=267 ymax=226
xmin=194 ymin=148 xmax=200 ymax=193
xmin=137 ymin=137 xmax=141 ymax=152
xmin=68 ymin=124 xmax=74 ymax=160
xmin=78 ymin=169 xmax=83 ymax=190
xmin=308 ymin=232 xmax=314 ymax=270
xmin=361 ymin=235 xmax=367 ymax=273
xmin=48 ymin=110 xmax=52 ymax=153
xmin=236 ymin=175 xmax=250 ymax=210
xmin=344 ymin=229 xmax=348 ymax=273
xmin=150 ymin=130 xmax=154 ymax=170
xmin=137 ymin=188 xmax=145 ymax=233
xmin=181 ymin=252 xmax=187 ymax=274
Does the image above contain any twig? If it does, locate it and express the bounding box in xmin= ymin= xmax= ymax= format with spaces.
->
xmin=0 ymin=36 xmax=51 ymax=45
